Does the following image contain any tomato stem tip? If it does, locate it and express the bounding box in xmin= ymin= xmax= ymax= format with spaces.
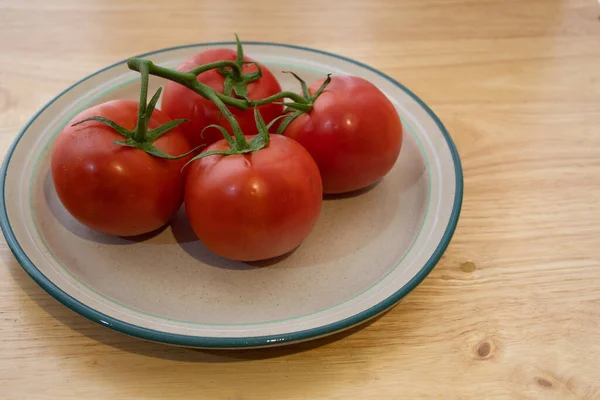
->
xmin=70 ymin=62 xmax=195 ymax=160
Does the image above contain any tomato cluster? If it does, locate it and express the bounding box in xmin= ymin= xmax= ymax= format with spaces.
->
xmin=51 ymin=37 xmax=403 ymax=261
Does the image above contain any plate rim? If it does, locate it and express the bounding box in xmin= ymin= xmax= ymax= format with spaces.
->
xmin=0 ymin=41 xmax=463 ymax=349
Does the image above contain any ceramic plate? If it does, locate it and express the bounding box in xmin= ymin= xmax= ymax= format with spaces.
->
xmin=0 ymin=42 xmax=462 ymax=349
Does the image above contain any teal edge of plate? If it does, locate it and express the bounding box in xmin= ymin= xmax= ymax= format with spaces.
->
xmin=0 ymin=41 xmax=464 ymax=349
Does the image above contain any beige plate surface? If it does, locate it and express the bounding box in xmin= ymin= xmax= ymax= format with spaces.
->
xmin=0 ymin=42 xmax=462 ymax=348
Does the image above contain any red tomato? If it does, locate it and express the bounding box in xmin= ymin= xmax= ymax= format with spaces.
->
xmin=162 ymin=49 xmax=283 ymax=148
xmin=184 ymin=135 xmax=322 ymax=261
xmin=283 ymin=76 xmax=403 ymax=194
xmin=51 ymin=100 xmax=192 ymax=236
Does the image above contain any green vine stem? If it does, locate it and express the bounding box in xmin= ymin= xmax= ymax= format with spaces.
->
xmin=133 ymin=61 xmax=151 ymax=142
xmin=250 ymin=91 xmax=311 ymax=110
xmin=127 ymin=36 xmax=333 ymax=147
xmin=126 ymin=58 xmax=331 ymax=128
xmin=127 ymin=57 xmax=317 ymax=114
xmin=189 ymin=60 xmax=243 ymax=80
xmin=204 ymin=88 xmax=250 ymax=150
xmin=128 ymin=58 xmax=250 ymax=110
xmin=71 ymin=62 xmax=198 ymax=160
xmin=128 ymin=58 xmax=251 ymax=150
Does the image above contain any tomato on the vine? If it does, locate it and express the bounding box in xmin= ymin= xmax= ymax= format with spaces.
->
xmin=51 ymin=99 xmax=192 ymax=237
xmin=162 ymin=49 xmax=283 ymax=148
xmin=283 ymin=75 xmax=403 ymax=194
xmin=184 ymin=133 xmax=322 ymax=262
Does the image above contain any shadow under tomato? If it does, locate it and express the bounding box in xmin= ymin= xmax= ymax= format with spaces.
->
xmin=245 ymin=247 xmax=298 ymax=267
xmin=170 ymin=209 xmax=264 ymax=271
xmin=322 ymin=180 xmax=381 ymax=200
xmin=42 ymin=171 xmax=166 ymax=245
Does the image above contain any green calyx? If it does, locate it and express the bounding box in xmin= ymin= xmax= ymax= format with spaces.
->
xmin=218 ymin=34 xmax=263 ymax=100
xmin=72 ymin=62 xmax=198 ymax=160
xmin=184 ymin=108 xmax=281 ymax=168
xmin=273 ymin=71 xmax=332 ymax=134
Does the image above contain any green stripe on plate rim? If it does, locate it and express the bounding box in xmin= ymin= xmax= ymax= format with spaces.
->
xmin=0 ymin=41 xmax=463 ymax=348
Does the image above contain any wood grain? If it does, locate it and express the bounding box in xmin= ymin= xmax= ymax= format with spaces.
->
xmin=1 ymin=0 xmax=600 ymax=398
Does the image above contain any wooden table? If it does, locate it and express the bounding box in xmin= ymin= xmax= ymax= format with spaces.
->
xmin=1 ymin=0 xmax=600 ymax=398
